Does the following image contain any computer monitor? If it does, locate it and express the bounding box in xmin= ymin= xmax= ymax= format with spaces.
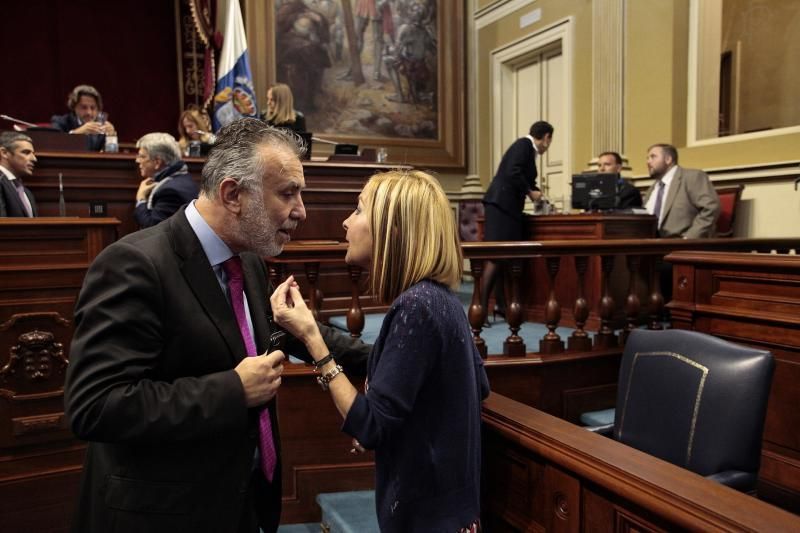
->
xmin=571 ymin=173 xmax=618 ymax=211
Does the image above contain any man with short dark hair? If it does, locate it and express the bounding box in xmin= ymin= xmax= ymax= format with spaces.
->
xmin=0 ymin=132 xmax=37 ymax=217
xmin=644 ymin=143 xmax=719 ymax=238
xmin=481 ymin=120 xmax=554 ymax=321
xmin=596 ymin=151 xmax=642 ymax=209
xmin=65 ymin=118 xmax=369 ymax=533
xmin=51 ymin=84 xmax=116 ymax=151
xmin=134 ymin=132 xmax=199 ymax=228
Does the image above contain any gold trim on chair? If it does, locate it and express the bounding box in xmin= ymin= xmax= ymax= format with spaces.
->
xmin=618 ymin=351 xmax=709 ymax=466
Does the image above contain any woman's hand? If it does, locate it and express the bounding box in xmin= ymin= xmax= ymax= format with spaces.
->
xmin=270 ymin=275 xmax=319 ymax=343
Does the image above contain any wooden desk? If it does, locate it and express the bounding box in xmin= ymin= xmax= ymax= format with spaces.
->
xmin=482 ymin=393 xmax=800 ymax=531
xmin=28 ymin=151 xmax=391 ymax=240
xmin=0 ymin=218 xmax=119 ymax=532
xmin=523 ymin=214 xmax=657 ymax=329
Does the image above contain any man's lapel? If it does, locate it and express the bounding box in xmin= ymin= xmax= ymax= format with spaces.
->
xmin=241 ymin=255 xmax=271 ymax=355
xmin=0 ymin=176 xmax=27 ymax=215
xmin=169 ymin=209 xmax=246 ymax=364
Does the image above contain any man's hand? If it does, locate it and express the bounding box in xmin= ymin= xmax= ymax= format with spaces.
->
xmin=71 ymin=121 xmax=106 ymax=135
xmin=529 ymin=190 xmax=543 ymax=202
xmin=136 ymin=178 xmax=156 ymax=201
xmin=234 ymin=350 xmax=285 ymax=407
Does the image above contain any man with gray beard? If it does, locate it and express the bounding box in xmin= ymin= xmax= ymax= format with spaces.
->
xmin=64 ymin=118 xmax=370 ymax=533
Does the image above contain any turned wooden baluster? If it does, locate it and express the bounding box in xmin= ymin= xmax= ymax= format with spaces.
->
xmin=467 ymin=258 xmax=488 ymax=359
xmin=503 ymin=259 xmax=526 ymax=356
xmin=621 ymin=254 xmax=642 ymax=344
xmin=568 ymin=255 xmax=592 ymax=352
xmin=539 ymin=256 xmax=564 ymax=354
xmin=647 ymin=255 xmax=665 ymax=330
xmin=267 ymin=263 xmax=286 ymax=289
xmin=594 ymin=255 xmax=618 ymax=349
xmin=346 ymin=265 xmax=365 ymax=338
xmin=303 ymin=261 xmax=322 ymax=321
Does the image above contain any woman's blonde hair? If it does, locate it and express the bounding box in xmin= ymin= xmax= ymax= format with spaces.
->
xmin=362 ymin=170 xmax=462 ymax=303
xmin=177 ymin=107 xmax=212 ymax=149
xmin=266 ymin=83 xmax=297 ymax=125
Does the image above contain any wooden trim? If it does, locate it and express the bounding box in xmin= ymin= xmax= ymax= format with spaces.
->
xmin=483 ymin=393 xmax=800 ymax=531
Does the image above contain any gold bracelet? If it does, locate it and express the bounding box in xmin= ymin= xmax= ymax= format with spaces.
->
xmin=316 ymin=364 xmax=344 ymax=391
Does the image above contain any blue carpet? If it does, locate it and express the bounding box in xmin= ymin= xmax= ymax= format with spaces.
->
xmin=317 ymin=490 xmax=379 ymax=533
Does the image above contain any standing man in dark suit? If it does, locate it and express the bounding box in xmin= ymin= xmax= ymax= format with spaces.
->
xmin=50 ymin=84 xmax=116 ymax=151
xmin=64 ymin=119 xmax=370 ymax=533
xmin=480 ymin=120 xmax=554 ymax=322
xmin=643 ymin=144 xmax=719 ymax=238
xmin=133 ymin=132 xmax=199 ymax=228
xmin=596 ymin=151 xmax=642 ymax=209
xmin=0 ymin=132 xmax=37 ymax=217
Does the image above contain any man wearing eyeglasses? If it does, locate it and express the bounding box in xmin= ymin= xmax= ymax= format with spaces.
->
xmin=133 ymin=132 xmax=199 ymax=228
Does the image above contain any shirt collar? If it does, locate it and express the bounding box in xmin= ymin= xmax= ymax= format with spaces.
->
xmin=184 ymin=200 xmax=234 ymax=268
xmin=661 ymin=165 xmax=678 ymax=186
xmin=0 ymin=165 xmax=18 ymax=182
xmin=525 ymin=135 xmax=542 ymax=155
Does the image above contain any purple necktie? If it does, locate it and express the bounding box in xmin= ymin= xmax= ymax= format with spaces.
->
xmin=222 ymin=256 xmax=277 ymax=482
xmin=652 ymin=181 xmax=665 ymax=224
xmin=15 ymin=181 xmax=32 ymax=217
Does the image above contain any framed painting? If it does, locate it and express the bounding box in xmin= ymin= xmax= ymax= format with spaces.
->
xmin=251 ymin=0 xmax=464 ymax=169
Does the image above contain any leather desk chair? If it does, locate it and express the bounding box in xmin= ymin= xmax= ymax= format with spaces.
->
xmin=586 ymin=329 xmax=773 ymax=492
xmin=715 ymin=184 xmax=744 ymax=237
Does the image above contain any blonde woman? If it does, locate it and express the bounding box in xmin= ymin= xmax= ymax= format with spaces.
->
xmin=261 ymin=83 xmax=306 ymax=133
xmin=272 ymin=170 xmax=489 ymax=531
xmin=176 ymin=107 xmax=214 ymax=155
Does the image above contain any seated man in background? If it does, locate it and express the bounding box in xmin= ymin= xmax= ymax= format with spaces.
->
xmin=597 ymin=151 xmax=642 ymax=209
xmin=134 ymin=133 xmax=198 ymax=228
xmin=644 ymin=143 xmax=719 ymax=238
xmin=0 ymin=132 xmax=38 ymax=217
xmin=51 ymin=84 xmax=116 ymax=151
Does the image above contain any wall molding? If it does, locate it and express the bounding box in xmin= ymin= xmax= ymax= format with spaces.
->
xmin=475 ymin=0 xmax=536 ymax=30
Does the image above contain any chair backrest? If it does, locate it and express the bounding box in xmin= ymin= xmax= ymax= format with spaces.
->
xmin=458 ymin=200 xmax=485 ymax=242
xmin=614 ymin=329 xmax=773 ymax=482
xmin=715 ymin=184 xmax=744 ymax=237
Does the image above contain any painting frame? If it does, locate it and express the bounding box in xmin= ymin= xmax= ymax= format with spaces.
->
xmin=246 ymin=0 xmax=465 ymax=170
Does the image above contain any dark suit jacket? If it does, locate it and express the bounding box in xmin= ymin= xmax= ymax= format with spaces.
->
xmin=0 ymin=174 xmax=37 ymax=217
xmin=482 ymin=137 xmax=539 ymax=241
xmin=617 ymin=178 xmax=643 ymax=209
xmin=643 ymin=166 xmax=720 ymax=238
xmin=134 ymin=162 xmax=199 ymax=228
xmin=482 ymin=136 xmax=538 ymax=220
xmin=50 ymin=112 xmax=105 ymax=151
xmin=64 ymin=208 xmax=369 ymax=533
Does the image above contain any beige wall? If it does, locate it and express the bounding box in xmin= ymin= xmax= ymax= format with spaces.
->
xmin=474 ymin=0 xmax=593 ymax=183
xmin=474 ymin=0 xmax=799 ymax=237
xmin=721 ymin=0 xmax=800 ymax=134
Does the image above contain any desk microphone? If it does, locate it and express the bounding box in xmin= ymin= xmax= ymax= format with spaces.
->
xmin=311 ymin=136 xmax=338 ymax=145
xmin=0 ymin=114 xmax=37 ymax=128
xmin=58 ymin=173 xmax=66 ymax=216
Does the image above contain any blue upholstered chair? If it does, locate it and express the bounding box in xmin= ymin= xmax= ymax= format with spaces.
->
xmin=585 ymin=329 xmax=773 ymax=492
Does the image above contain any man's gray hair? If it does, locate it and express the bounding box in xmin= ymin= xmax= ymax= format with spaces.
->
xmin=201 ymin=118 xmax=304 ymax=198
xmin=136 ymin=133 xmax=182 ymax=165
xmin=0 ymin=132 xmax=33 ymax=152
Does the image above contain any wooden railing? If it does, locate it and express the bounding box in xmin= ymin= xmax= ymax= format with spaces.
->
xmin=666 ymin=250 xmax=800 ymax=513
xmin=270 ymin=238 xmax=800 ymax=354
xmin=482 ymin=392 xmax=800 ymax=531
